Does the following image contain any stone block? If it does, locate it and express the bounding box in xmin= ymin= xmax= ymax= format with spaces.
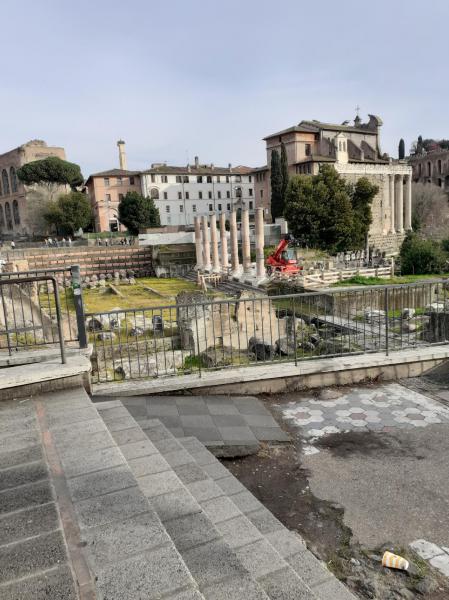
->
xmin=152 ymin=437 xmax=184 ymax=454
xmin=150 ymin=488 xmax=201 ymax=522
xmin=111 ymin=426 xmax=148 ymax=446
xmin=235 ymin=538 xmax=286 ymax=578
xmin=55 ymin=430 xmax=115 ymax=461
xmin=95 ymin=545 xmax=194 ymax=600
xmin=0 ymin=461 xmax=48 ymax=492
xmin=103 ymin=416 xmax=138 ymax=432
xmin=258 ymin=567 xmax=314 ymax=600
xmin=98 ymin=406 xmax=130 ymax=422
xmin=216 ymin=475 xmax=246 ymax=496
xmin=247 ymin=508 xmax=284 ymax=535
xmin=0 ymin=502 xmax=59 ymax=546
xmin=231 ymin=491 xmax=262 ymax=515
xmin=218 ymin=426 xmax=258 ymax=443
xmin=163 ymin=512 xmax=219 ymax=551
xmin=187 ymin=479 xmax=224 ymax=502
xmin=46 ymin=406 xmax=99 ymax=428
xmin=0 ymin=564 xmax=76 ymax=600
xmin=0 ymin=530 xmax=67 ymax=584
xmin=410 ymin=539 xmax=445 ymax=560
xmin=249 ymin=427 xmax=290 ymax=442
xmin=138 ymin=470 xmax=183 ymax=498
xmin=202 ymin=461 xmax=230 ymax=481
xmin=163 ymin=449 xmax=194 ymax=468
xmin=180 ymin=414 xmax=216 ymax=428
xmin=61 ymin=446 xmax=124 ymax=479
xmin=173 ymin=463 xmax=207 ymax=485
xmin=74 ymin=486 xmax=149 ymax=529
xmin=0 ymin=431 xmax=40 ymax=455
xmin=67 ymin=465 xmax=137 ymax=502
xmin=128 ymin=454 xmax=170 ymax=477
xmin=202 ymin=495 xmax=242 ymax=524
xmin=82 ymin=511 xmax=169 ymax=568
xmin=120 ymin=439 xmax=158 ymax=460
xmin=182 ymin=539 xmax=247 ymax=587
xmin=0 ymin=480 xmax=53 ymax=516
xmin=0 ymin=444 xmax=42 ymax=470
xmin=311 ymin=578 xmax=357 ymax=600
xmin=183 ymin=427 xmax=223 ymax=443
xmin=202 ymin=575 xmax=269 ymax=600
xmin=215 ymin=515 xmax=262 ymax=549
xmin=265 ymin=529 xmax=306 ymax=559
xmin=212 ymin=414 xmax=248 ymax=427
xmin=287 ymin=551 xmax=332 ymax=588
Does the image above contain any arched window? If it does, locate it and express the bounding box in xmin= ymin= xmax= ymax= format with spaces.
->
xmin=427 ymin=162 xmax=431 ymax=177
xmin=0 ymin=205 xmax=4 ymax=228
xmin=418 ymin=163 xmax=422 ymax=176
xmin=12 ymin=199 xmax=20 ymax=224
xmin=2 ymin=169 xmax=10 ymax=195
xmin=5 ymin=202 xmax=12 ymax=230
xmin=10 ymin=167 xmax=18 ymax=192
xmin=206 ymin=175 xmax=212 ymax=183
xmin=438 ymin=159 xmax=442 ymax=174
xmin=150 ymin=188 xmax=159 ymax=200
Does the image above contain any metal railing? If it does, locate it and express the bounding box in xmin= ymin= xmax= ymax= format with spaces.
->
xmin=0 ymin=266 xmax=87 ymax=355
xmin=87 ymin=279 xmax=449 ymax=383
xmin=0 ymin=275 xmax=66 ymax=363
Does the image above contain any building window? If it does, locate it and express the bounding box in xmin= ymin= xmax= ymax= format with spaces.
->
xmin=197 ymin=176 xmax=203 ymax=183
xmin=226 ymin=175 xmax=230 ymax=183
xmin=249 ymin=188 xmax=253 ymax=196
xmin=176 ymin=175 xmax=182 ymax=183
xmin=217 ymin=191 xmax=221 ymax=199
xmin=150 ymin=188 xmax=159 ymax=200
xmin=427 ymin=162 xmax=431 ymax=177
xmin=235 ymin=175 xmax=242 ymax=183
xmin=166 ymin=205 xmax=170 ymax=213
xmin=185 ymin=192 xmax=189 ymax=199
xmin=180 ymin=205 xmax=184 ymax=213
xmin=104 ymin=177 xmax=110 ymax=187
xmin=12 ymin=199 xmax=20 ymax=224
xmin=161 ymin=175 xmax=168 ymax=183
xmin=151 ymin=174 xmax=156 ymax=183
xmin=199 ymin=191 xmax=203 ymax=199
xmin=209 ymin=204 xmax=213 ymax=212
xmin=208 ymin=191 xmax=212 ymax=199
xmin=163 ymin=192 xmax=168 ymax=200
xmin=305 ymin=143 xmax=311 ymax=156
xmin=218 ymin=203 xmax=222 ymax=211
xmin=183 ymin=175 xmax=189 ymax=183
xmin=129 ymin=176 xmax=135 ymax=185
xmin=438 ymin=159 xmax=442 ymax=174
xmin=109 ymin=220 xmax=118 ymax=232
xmin=418 ymin=163 xmax=422 ymax=177
xmin=260 ymin=190 xmax=264 ymax=198
xmin=192 ymin=204 xmax=197 ymax=212
xmin=249 ymin=175 xmax=252 ymax=182
xmin=178 ymin=192 xmax=182 ymax=199
xmin=0 ymin=205 xmax=4 ymax=227
xmin=106 ymin=194 xmax=111 ymax=203
xmin=236 ymin=187 xmax=242 ymax=198
xmin=227 ymin=203 xmax=231 ymax=211
xmin=249 ymin=201 xmax=253 ymax=210
xmin=117 ymin=177 xmax=122 ymax=185
xmin=216 ymin=175 xmax=221 ymax=183
xmin=118 ymin=193 xmax=124 ymax=202
xmin=206 ymin=175 xmax=212 ymax=183
xmin=167 ymin=216 xmax=171 ymax=224
xmin=10 ymin=167 xmax=18 ymax=193
xmin=226 ymin=191 xmax=230 ymax=199
xmin=5 ymin=202 xmax=12 ymax=230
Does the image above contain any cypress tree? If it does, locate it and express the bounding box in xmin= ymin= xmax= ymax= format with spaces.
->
xmin=398 ymin=138 xmax=405 ymax=160
xmin=280 ymin=142 xmax=289 ymax=207
xmin=270 ymin=149 xmax=283 ymax=221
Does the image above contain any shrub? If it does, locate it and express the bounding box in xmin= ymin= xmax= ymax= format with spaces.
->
xmin=399 ymin=232 xmax=448 ymax=275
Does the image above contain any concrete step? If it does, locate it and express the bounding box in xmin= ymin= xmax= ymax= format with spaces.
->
xmin=98 ymin=400 xmax=274 ymax=600
xmin=33 ymin=387 xmax=205 ymax=600
xmin=139 ymin=417 xmax=356 ymax=600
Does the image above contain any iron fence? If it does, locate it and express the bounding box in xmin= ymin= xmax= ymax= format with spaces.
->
xmin=0 ymin=266 xmax=86 ymax=351
xmin=87 ymin=279 xmax=449 ymax=383
xmin=0 ymin=275 xmax=67 ymax=363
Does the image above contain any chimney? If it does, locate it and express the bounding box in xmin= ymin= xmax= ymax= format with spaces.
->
xmin=194 ymin=156 xmax=199 ymax=168
xmin=117 ymin=140 xmax=127 ymax=170
xmin=228 ymin=163 xmax=232 ymax=172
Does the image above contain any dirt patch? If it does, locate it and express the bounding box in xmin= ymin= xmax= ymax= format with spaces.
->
xmin=224 ymin=439 xmax=449 ymax=599
xmin=315 ymin=430 xmax=421 ymax=459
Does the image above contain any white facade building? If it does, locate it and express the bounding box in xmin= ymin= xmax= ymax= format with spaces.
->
xmin=140 ymin=158 xmax=255 ymax=227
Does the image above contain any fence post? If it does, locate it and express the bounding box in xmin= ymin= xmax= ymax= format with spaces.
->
xmin=384 ymin=287 xmax=389 ymax=356
xmin=71 ymin=265 xmax=88 ymax=349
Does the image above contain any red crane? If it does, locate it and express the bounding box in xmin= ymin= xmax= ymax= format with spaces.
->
xmin=266 ymin=234 xmax=302 ymax=275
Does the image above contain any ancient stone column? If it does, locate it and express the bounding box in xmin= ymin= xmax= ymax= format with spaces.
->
xmin=405 ymin=174 xmax=412 ymax=230
xmin=194 ymin=216 xmax=203 ymax=270
xmin=229 ymin=210 xmax=240 ymax=274
xmin=389 ymin=174 xmax=395 ymax=234
xmin=219 ymin=212 xmax=229 ymax=271
xmin=210 ymin=213 xmax=220 ymax=273
xmin=201 ymin=214 xmax=211 ymax=271
xmin=255 ymin=207 xmax=265 ymax=278
xmin=241 ymin=207 xmax=251 ymax=274
xmin=395 ymin=175 xmax=404 ymax=233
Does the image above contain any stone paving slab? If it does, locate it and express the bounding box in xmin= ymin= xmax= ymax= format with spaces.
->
xmin=95 ymin=394 xmax=289 ymax=450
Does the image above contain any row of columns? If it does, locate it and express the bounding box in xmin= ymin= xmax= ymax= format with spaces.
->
xmin=389 ymin=174 xmax=412 ymax=234
xmin=194 ymin=207 xmax=265 ymax=278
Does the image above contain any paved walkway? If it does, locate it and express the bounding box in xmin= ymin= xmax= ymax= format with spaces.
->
xmin=97 ymin=395 xmax=289 ymax=453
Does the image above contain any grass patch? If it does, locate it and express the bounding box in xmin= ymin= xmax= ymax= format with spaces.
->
xmin=334 ymin=274 xmax=449 ymax=287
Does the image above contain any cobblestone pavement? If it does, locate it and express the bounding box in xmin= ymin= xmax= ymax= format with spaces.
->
xmin=276 ymin=382 xmax=449 ymax=454
xmin=410 ymin=540 xmax=449 ymax=578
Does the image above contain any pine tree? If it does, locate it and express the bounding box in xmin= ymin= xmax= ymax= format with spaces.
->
xmin=280 ymin=142 xmax=289 ymax=208
xmin=270 ymin=149 xmax=283 ymax=221
xmin=398 ymin=138 xmax=405 ymax=160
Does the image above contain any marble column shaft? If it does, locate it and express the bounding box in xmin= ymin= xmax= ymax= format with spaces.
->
xmin=201 ymin=214 xmax=211 ymax=271
xmin=405 ymin=175 xmax=412 ymax=231
xmin=255 ymin=207 xmax=265 ymax=278
xmin=194 ymin=216 xmax=203 ymax=270
xmin=389 ymin=174 xmax=395 ymax=234
xmin=230 ymin=211 xmax=240 ymax=273
xmin=210 ymin=213 xmax=220 ymax=272
xmin=395 ymin=175 xmax=404 ymax=233
xmin=219 ymin=212 xmax=229 ymax=271
xmin=241 ymin=208 xmax=251 ymax=274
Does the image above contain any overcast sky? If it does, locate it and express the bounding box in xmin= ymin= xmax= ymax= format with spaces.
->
xmin=2 ymin=0 xmax=447 ymax=177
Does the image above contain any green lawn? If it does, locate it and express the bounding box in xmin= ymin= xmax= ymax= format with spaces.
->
xmin=333 ymin=274 xmax=449 ymax=287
